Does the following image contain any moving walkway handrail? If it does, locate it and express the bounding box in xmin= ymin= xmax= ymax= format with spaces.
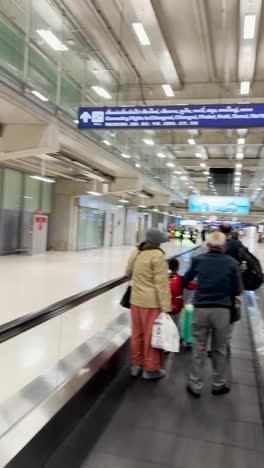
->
xmin=0 ymin=244 xmax=202 ymax=344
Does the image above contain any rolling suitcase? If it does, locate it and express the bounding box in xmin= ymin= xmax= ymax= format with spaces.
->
xmin=180 ymin=303 xmax=193 ymax=345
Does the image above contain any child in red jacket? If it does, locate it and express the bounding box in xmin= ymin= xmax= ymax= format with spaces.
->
xmin=168 ymin=258 xmax=196 ymax=328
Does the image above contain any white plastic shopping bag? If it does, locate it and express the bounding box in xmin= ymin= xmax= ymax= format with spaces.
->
xmin=151 ymin=313 xmax=180 ymax=352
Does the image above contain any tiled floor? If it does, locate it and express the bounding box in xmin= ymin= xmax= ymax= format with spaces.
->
xmin=0 ymin=240 xmax=194 ymax=325
xmin=47 ymin=309 xmax=264 ymax=468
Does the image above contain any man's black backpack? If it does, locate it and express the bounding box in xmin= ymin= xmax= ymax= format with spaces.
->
xmin=238 ymin=246 xmax=263 ymax=291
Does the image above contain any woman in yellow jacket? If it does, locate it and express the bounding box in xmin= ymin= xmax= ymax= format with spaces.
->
xmin=126 ymin=229 xmax=172 ymax=380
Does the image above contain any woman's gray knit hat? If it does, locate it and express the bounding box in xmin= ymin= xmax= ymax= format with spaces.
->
xmin=145 ymin=228 xmax=167 ymax=246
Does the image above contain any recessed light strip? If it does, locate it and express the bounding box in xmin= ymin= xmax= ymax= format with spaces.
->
xmin=36 ymin=30 xmax=68 ymax=51
xmin=132 ymin=22 xmax=151 ymax=46
xmin=31 ymin=90 xmax=49 ymax=102
xmin=243 ymin=14 xmax=256 ymax=40
xmin=92 ymin=86 xmax=112 ymax=99
xmin=30 ymin=175 xmax=55 ymax=183
xmin=162 ymin=84 xmax=174 ymax=97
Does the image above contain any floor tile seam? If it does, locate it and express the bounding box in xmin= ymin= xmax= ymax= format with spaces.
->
xmin=114 ymin=414 xmax=263 ymax=428
xmin=98 ymin=436 xmax=264 ymax=460
xmin=102 ymin=423 xmax=264 ymax=450
xmin=90 ymin=449 xmax=172 ymax=467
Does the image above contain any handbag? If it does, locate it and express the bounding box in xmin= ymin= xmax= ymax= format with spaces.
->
xmin=151 ymin=313 xmax=180 ymax=352
xmin=120 ymin=285 xmax=131 ymax=309
xmin=230 ymin=297 xmax=241 ymax=323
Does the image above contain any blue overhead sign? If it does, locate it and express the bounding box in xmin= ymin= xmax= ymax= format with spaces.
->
xmin=78 ymin=103 xmax=264 ymax=129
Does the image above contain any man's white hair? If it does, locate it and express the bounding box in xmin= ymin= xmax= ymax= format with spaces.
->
xmin=207 ymin=231 xmax=226 ymax=247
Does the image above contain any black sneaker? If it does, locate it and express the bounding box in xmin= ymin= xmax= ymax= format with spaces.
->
xmin=212 ymin=385 xmax=231 ymax=396
xmin=186 ymin=384 xmax=201 ymax=399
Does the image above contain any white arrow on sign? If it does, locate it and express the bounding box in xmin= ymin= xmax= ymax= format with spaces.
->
xmin=80 ymin=111 xmax=92 ymax=123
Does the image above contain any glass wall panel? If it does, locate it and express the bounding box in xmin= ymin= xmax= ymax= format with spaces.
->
xmin=0 ymin=0 xmax=28 ymax=32
xmin=0 ymin=15 xmax=25 ymax=77
xmin=2 ymin=169 xmax=23 ymax=210
xmin=77 ymin=207 xmax=105 ymax=250
xmin=41 ymin=182 xmax=53 ymax=213
xmin=24 ymin=175 xmax=40 ymax=211
xmin=28 ymin=45 xmax=57 ymax=101
xmin=30 ymin=0 xmax=63 ymax=63
xmin=61 ymin=74 xmax=82 ymax=116
xmin=0 ymin=169 xmax=23 ymax=252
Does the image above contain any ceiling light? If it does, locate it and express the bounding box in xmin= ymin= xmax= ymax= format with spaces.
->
xmin=91 ymin=86 xmax=112 ymax=99
xmin=236 ymin=152 xmax=244 ymax=160
xmin=138 ymin=204 xmax=147 ymax=208
xmin=87 ymin=191 xmax=102 ymax=196
xmin=188 ymin=139 xmax=195 ymax=145
xmin=135 ymin=163 xmax=141 ymax=168
xmin=204 ymin=171 xmax=209 ymax=175
xmin=132 ymin=22 xmax=151 ymax=46
xmin=30 ymin=175 xmax=55 ymax=183
xmin=102 ymin=139 xmax=111 ymax=146
xmin=240 ymin=81 xmax=250 ymax=95
xmin=237 ymin=138 xmax=245 ymax=145
xmin=236 ymin=163 xmax=242 ymax=169
xmin=152 ymin=208 xmax=159 ymax=212
xmin=200 ymin=163 xmax=206 ymax=168
xmin=162 ymin=84 xmax=174 ymax=97
xmin=181 ymin=176 xmax=188 ymax=180
xmin=256 ymin=187 xmax=262 ymax=191
xmin=166 ymin=162 xmax=175 ymax=168
xmin=36 ymin=30 xmax=68 ymax=51
xmin=243 ymin=14 xmax=256 ymax=40
xmin=73 ymin=119 xmax=79 ymax=124
xmin=174 ymin=171 xmax=182 ymax=175
xmin=119 ymin=199 xmax=129 ymax=204
xmin=31 ymin=90 xmax=49 ymax=102
xmin=121 ymin=153 xmax=131 ymax=159
xmin=143 ymin=138 xmax=154 ymax=145
xmin=195 ymin=153 xmax=201 ymax=158
xmin=157 ymin=152 xmax=166 ymax=158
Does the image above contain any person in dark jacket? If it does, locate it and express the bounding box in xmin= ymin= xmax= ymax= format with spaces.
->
xmin=183 ymin=231 xmax=242 ymax=398
xmin=219 ymin=223 xmax=243 ymax=261
xmin=219 ymin=223 xmax=244 ymax=353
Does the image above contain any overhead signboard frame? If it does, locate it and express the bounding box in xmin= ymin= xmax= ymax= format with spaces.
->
xmin=78 ymin=103 xmax=264 ymax=130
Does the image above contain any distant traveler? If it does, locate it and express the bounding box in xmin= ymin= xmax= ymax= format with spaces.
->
xmin=179 ymin=227 xmax=184 ymax=243
xmin=183 ymin=231 xmax=242 ymax=397
xmin=201 ymin=228 xmax=206 ymax=242
xmin=168 ymin=258 xmax=196 ymax=330
xmin=126 ymin=229 xmax=171 ymax=380
xmin=219 ymin=223 xmax=243 ymax=261
xmin=220 ymin=222 xmax=263 ymax=291
xmin=232 ymin=231 xmax=239 ymax=240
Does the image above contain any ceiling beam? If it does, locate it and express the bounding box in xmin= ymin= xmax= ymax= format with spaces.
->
xmin=193 ymin=0 xmax=218 ymax=82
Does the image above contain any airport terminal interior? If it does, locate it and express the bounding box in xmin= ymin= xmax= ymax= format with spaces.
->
xmin=0 ymin=0 xmax=264 ymax=467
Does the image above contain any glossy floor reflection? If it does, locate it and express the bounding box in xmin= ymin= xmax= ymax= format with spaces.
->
xmin=0 ymin=240 xmax=195 ymax=325
xmin=45 ymin=309 xmax=264 ymax=468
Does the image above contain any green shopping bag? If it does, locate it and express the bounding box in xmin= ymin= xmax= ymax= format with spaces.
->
xmin=180 ymin=304 xmax=193 ymax=344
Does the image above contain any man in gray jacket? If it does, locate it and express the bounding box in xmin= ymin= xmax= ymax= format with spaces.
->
xmin=183 ymin=231 xmax=242 ymax=397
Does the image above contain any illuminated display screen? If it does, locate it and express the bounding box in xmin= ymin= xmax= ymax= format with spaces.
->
xmin=189 ymin=196 xmax=249 ymax=215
